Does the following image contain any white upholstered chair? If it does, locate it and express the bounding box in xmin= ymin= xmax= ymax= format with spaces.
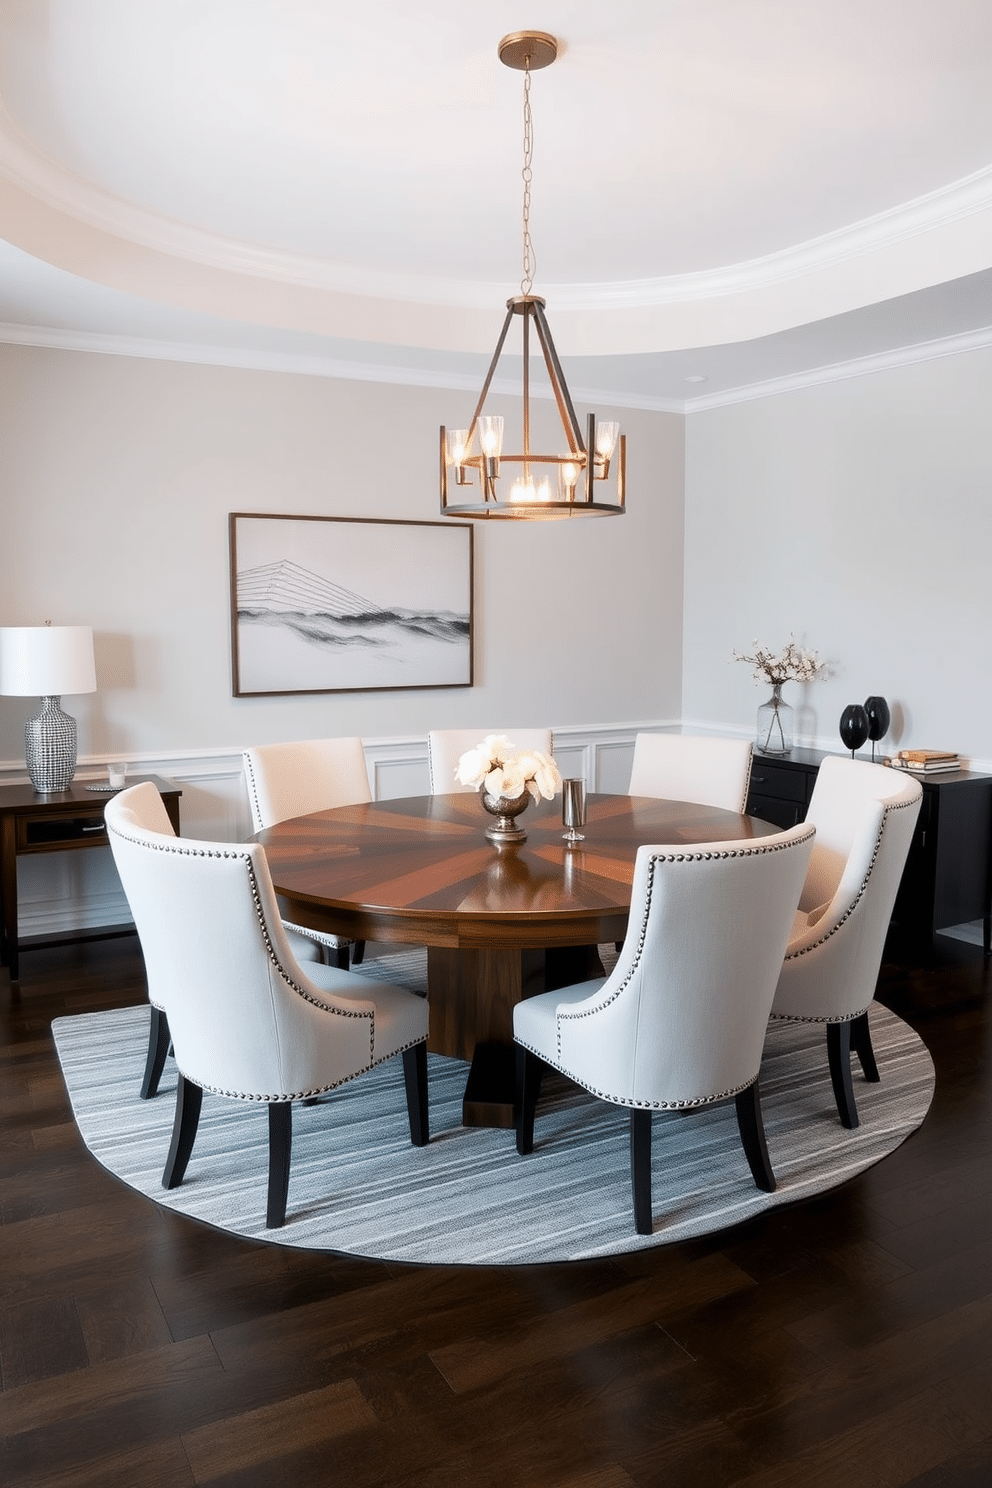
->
xmin=428 ymin=728 xmax=554 ymax=793
xmin=514 ymin=823 xmax=815 ymax=1234
xmin=243 ymin=737 xmax=372 ymax=967
xmin=628 ymin=732 xmax=754 ymax=814
xmin=114 ymin=778 xmax=324 ymax=1101
xmin=770 ymin=756 xmax=923 ymax=1128
xmin=106 ymin=782 xmax=429 ymax=1228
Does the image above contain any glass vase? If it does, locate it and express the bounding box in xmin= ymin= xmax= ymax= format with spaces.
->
xmin=756 ymin=683 xmax=793 ymax=756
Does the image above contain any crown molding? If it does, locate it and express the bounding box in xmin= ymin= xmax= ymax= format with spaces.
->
xmin=684 ymin=323 xmax=992 ymax=413
xmin=2 ymin=99 xmax=991 ymax=317
xmin=562 ymin=165 xmax=992 ymax=310
xmin=3 ymin=319 xmax=988 ymax=415
xmin=0 ymin=322 xmax=490 ymax=386
xmin=0 ymin=322 xmax=685 ymax=411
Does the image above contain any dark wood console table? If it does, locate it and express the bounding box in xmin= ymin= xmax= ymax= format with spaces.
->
xmin=747 ymin=748 xmax=992 ymax=953
xmin=0 ymin=776 xmax=181 ymax=983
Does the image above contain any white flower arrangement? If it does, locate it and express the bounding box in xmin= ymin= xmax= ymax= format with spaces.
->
xmin=733 ymin=638 xmax=823 ymax=686
xmin=455 ymin=734 xmax=562 ymax=804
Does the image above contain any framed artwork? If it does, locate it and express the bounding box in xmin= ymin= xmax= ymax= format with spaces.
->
xmin=229 ymin=513 xmax=473 ymax=697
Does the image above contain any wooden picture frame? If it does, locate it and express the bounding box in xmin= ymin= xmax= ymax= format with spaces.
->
xmin=229 ymin=513 xmax=473 ymax=697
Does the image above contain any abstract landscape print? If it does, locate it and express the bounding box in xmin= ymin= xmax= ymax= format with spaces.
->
xmin=230 ymin=513 xmax=473 ymax=695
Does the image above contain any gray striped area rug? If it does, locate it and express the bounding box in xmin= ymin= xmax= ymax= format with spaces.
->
xmin=52 ymin=949 xmax=934 ymax=1265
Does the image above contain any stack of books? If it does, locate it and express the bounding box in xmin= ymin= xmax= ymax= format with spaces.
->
xmin=892 ymin=749 xmax=961 ymax=775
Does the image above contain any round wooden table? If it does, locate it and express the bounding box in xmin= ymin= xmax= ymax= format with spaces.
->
xmin=257 ymin=792 xmax=779 ymax=1125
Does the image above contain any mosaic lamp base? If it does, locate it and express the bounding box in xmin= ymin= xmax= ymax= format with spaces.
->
xmin=25 ymin=695 xmax=78 ymax=793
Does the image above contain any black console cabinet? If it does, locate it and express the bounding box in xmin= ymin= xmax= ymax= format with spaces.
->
xmin=746 ymin=748 xmax=992 ymax=953
xmin=748 ymin=747 xmax=822 ymax=829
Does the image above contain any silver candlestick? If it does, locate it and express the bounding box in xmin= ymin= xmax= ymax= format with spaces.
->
xmin=562 ymin=778 xmax=587 ymax=844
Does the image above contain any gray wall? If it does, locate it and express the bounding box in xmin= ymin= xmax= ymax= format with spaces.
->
xmin=0 ymin=345 xmax=685 ymax=763
xmin=682 ymin=346 xmax=992 ymax=765
xmin=5 ymin=336 xmax=990 ymax=768
xmin=4 ymin=335 xmax=991 ymax=936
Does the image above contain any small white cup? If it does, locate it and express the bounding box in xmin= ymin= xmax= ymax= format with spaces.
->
xmin=107 ymin=762 xmax=128 ymax=789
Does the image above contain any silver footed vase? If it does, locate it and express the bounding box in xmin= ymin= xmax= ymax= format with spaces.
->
xmin=480 ymin=786 xmax=531 ymax=844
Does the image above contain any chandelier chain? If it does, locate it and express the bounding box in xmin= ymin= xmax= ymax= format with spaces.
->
xmin=521 ymin=59 xmax=535 ymax=295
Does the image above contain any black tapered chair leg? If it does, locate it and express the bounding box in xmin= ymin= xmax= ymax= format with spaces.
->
xmin=630 ymin=1108 xmax=653 ymax=1235
xmin=402 ymin=1042 xmax=430 ymax=1147
xmin=851 ymin=1010 xmax=880 ymax=1082
xmin=827 ymin=1020 xmax=859 ymax=1128
xmin=163 ymin=1075 xmax=203 ymax=1189
xmin=332 ymin=940 xmax=367 ymax=969
xmin=266 ymin=1102 xmax=293 ymax=1228
xmin=141 ymin=1005 xmax=171 ymax=1100
xmin=735 ymin=1079 xmax=776 ymax=1192
xmin=515 ymin=1047 xmax=543 ymax=1155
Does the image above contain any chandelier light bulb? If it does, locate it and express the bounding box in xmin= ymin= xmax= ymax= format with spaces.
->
xmin=478 ymin=416 xmax=504 ymax=459
xmin=595 ymin=421 xmax=620 ymax=460
xmin=509 ymin=475 xmax=553 ymax=503
xmin=447 ymin=429 xmax=471 ymax=465
xmin=559 ymin=461 xmax=580 ymax=500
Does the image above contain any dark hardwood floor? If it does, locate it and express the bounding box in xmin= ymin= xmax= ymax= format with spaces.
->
xmin=2 ymin=934 xmax=991 ymax=1487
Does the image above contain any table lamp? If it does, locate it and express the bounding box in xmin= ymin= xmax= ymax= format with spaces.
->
xmin=0 ymin=625 xmax=97 ymax=792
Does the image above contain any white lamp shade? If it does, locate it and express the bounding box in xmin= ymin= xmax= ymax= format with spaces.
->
xmin=0 ymin=626 xmax=97 ymax=696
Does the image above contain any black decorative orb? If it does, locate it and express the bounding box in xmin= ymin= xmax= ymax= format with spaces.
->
xmin=864 ymin=696 xmax=890 ymax=742
xmin=839 ymin=704 xmax=870 ymax=755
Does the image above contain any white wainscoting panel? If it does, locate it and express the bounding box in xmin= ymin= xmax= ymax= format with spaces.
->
xmin=363 ymin=737 xmax=432 ymax=801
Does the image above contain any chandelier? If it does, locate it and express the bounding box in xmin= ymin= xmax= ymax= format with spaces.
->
xmin=440 ymin=31 xmax=626 ymax=521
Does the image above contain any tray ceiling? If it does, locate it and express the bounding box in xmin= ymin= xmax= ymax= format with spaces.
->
xmin=1 ymin=0 xmax=991 ymax=397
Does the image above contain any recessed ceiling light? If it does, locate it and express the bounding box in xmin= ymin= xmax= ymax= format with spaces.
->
xmin=685 ymin=374 xmax=709 ymax=384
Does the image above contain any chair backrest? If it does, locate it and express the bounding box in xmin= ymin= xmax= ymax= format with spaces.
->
xmin=428 ymin=728 xmax=554 ymax=793
xmin=799 ymin=755 xmax=921 ymax=914
xmin=105 ymin=782 xmax=377 ymax=1099
xmin=553 ymin=823 xmax=815 ymax=1107
xmin=774 ymin=756 xmax=923 ymax=1021
xmin=243 ymin=736 xmax=371 ymax=832
xmin=628 ymin=733 xmax=754 ymax=814
xmin=105 ymin=780 xmax=177 ymax=1014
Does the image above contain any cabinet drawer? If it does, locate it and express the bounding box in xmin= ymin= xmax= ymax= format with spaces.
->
xmin=748 ymin=763 xmax=808 ymax=803
xmin=16 ymin=814 xmax=108 ymax=850
xmin=748 ymin=793 xmax=805 ymax=829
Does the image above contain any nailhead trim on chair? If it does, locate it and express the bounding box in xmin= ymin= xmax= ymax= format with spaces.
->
xmin=282 ymin=920 xmax=354 ymax=951
xmin=242 ymin=752 xmax=265 ymax=834
xmin=107 ymin=821 xmax=424 ymax=1103
xmin=768 ymin=1008 xmax=870 ymax=1026
xmin=179 ymin=1030 xmax=429 ymax=1106
xmin=738 ymin=755 xmax=754 ymax=815
xmin=242 ymin=753 xmax=353 ymax=952
xmin=514 ymin=1030 xmax=757 ymax=1111
xmin=543 ymin=827 xmax=817 ymax=1107
xmin=768 ymin=794 xmax=918 ymax=1027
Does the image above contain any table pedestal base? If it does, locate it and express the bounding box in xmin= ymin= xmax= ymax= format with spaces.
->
xmin=462 ymin=1040 xmax=519 ymax=1129
xmin=427 ymin=944 xmax=603 ymax=1127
